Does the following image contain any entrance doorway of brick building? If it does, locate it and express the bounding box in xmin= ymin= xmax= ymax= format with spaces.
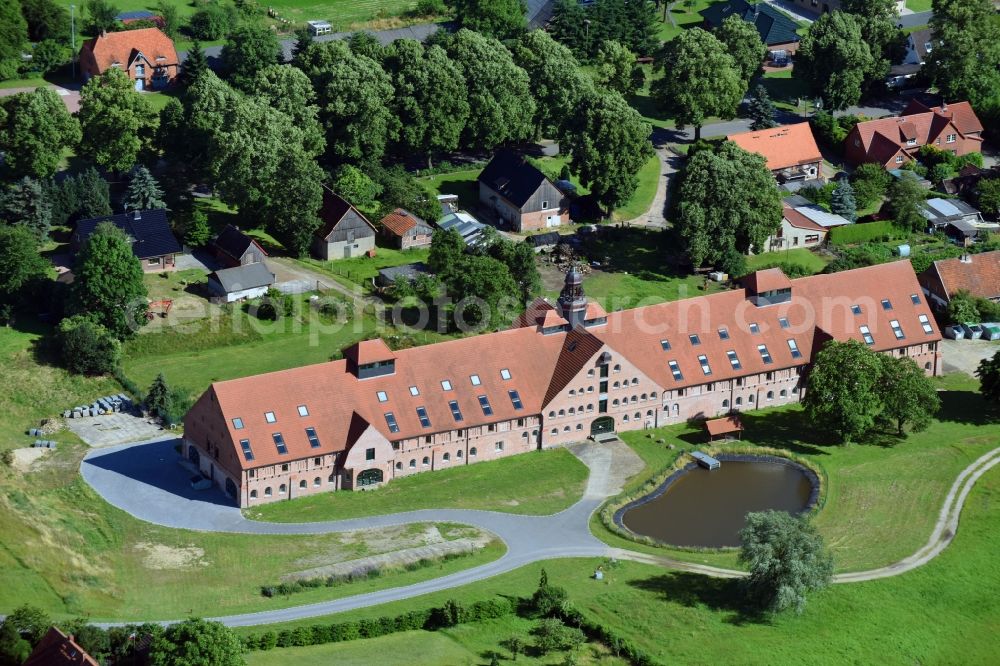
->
xmin=591 ymin=416 xmax=615 ymax=437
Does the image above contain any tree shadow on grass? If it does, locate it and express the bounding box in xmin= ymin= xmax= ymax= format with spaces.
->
xmin=628 ymin=572 xmax=769 ymax=626
xmin=736 ymin=410 xmax=837 ymax=456
xmin=934 ymin=390 xmax=1000 ymax=426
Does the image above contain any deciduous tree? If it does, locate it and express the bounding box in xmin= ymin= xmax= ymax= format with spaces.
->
xmin=850 ymin=162 xmax=892 ymax=209
xmin=803 ymin=339 xmax=884 ymax=443
xmin=0 ymin=86 xmax=79 ymax=180
xmin=675 ymin=141 xmax=782 ymax=267
xmin=58 ymin=314 xmax=121 ymax=374
xmin=83 ymin=0 xmax=119 ymax=35
xmin=444 ymin=29 xmax=535 ymax=150
xmin=70 ymin=221 xmax=148 ymax=338
xmin=511 ymin=30 xmax=588 ymax=139
xmin=123 ymin=165 xmax=166 ymax=211
xmin=221 ymin=22 xmax=281 ymax=92
xmin=878 ymin=355 xmax=940 ymax=435
xmin=562 ymin=87 xmax=653 ymax=214
xmin=652 ymin=29 xmax=744 ymax=140
xmin=78 ymin=68 xmax=159 ymax=172
xmin=0 ymin=225 xmax=48 ymax=308
xmin=794 ymin=11 xmax=880 ymax=111
xmin=886 ymin=170 xmax=927 ymax=231
xmin=383 ymin=39 xmax=468 ymax=168
xmin=738 ymin=511 xmax=833 ymax=614
xmin=0 ymin=0 xmax=27 ymax=80
xmin=149 ymin=618 xmax=244 ymax=666
xmin=449 ymin=0 xmax=526 ymax=39
xmin=20 ymin=0 xmax=70 ymax=42
xmin=925 ymin=0 xmax=1000 ymax=107
xmin=252 ymin=64 xmax=325 ymax=156
xmin=595 ymin=39 xmax=643 ymax=95
xmin=716 ymin=14 xmax=766 ymax=84
xmin=331 ymin=164 xmax=382 ymax=211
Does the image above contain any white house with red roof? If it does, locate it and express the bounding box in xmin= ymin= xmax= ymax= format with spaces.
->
xmin=184 ymin=262 xmax=943 ymax=507
xmin=79 ymin=27 xmax=179 ymax=89
xmin=844 ymin=100 xmax=984 ymax=168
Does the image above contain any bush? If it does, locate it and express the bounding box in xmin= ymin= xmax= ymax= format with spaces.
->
xmin=811 ymin=111 xmax=862 ymax=147
xmin=255 ymin=301 xmax=277 ymax=321
xmin=850 ymin=163 xmax=892 ymax=209
xmin=57 ymin=315 xmax=121 ymax=375
xmin=828 ymin=221 xmax=900 ymax=245
xmin=798 ymin=182 xmax=838 ymax=209
xmin=187 ymin=4 xmax=233 ymax=40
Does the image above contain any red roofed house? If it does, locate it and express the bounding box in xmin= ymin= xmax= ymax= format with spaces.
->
xmin=766 ymin=199 xmax=853 ymax=251
xmin=844 ymin=100 xmax=984 ymax=168
xmin=379 ymin=208 xmax=434 ymax=249
xmin=79 ymin=27 xmax=179 ymax=90
xmin=23 ymin=627 xmax=99 ymax=666
xmin=917 ymin=250 xmax=1000 ymax=310
xmin=727 ymin=123 xmax=823 ymax=184
xmin=184 ymin=261 xmax=943 ymax=506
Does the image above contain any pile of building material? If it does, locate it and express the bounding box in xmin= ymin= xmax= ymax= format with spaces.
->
xmin=64 ymin=394 xmax=134 ymax=419
xmin=31 ymin=440 xmax=57 ymax=449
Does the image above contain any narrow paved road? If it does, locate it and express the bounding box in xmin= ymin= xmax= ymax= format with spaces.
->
xmin=81 ymin=438 xmax=1000 ymax=626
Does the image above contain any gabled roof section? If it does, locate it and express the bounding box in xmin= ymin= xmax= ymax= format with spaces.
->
xmin=700 ymin=0 xmax=801 ymax=45
xmin=478 ymin=149 xmax=553 ymax=208
xmin=75 ymin=209 xmax=181 ymax=260
xmin=80 ymin=27 xmax=178 ymax=73
xmin=904 ymin=100 xmax=983 ymax=136
xmin=931 ymin=250 xmax=1000 ymax=299
xmin=214 ymin=224 xmax=266 ymax=261
xmin=345 ymin=338 xmax=397 ymax=367
xmin=727 ymin=123 xmax=822 ymax=171
xmin=24 ymin=627 xmax=99 ymax=666
xmin=543 ymin=327 xmax=605 ymax=405
xmin=744 ymin=267 xmax=792 ymax=294
xmin=209 ymin=263 xmax=275 ymax=292
xmin=380 ymin=208 xmax=431 ymax=237
xmin=315 ymin=187 xmax=376 ymax=241
xmin=782 ymin=205 xmax=826 ymax=232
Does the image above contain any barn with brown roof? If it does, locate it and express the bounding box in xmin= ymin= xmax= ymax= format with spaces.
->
xmin=79 ymin=27 xmax=179 ymax=89
xmin=918 ymin=250 xmax=1000 ymax=310
xmin=379 ymin=208 xmax=434 ymax=249
xmin=184 ymin=261 xmax=943 ymax=507
xmin=844 ymin=101 xmax=984 ymax=168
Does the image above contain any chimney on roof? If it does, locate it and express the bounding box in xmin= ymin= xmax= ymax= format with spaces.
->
xmin=100 ymin=29 xmax=107 ymax=38
xmin=133 ymin=210 xmax=141 ymax=220
xmin=941 ymin=101 xmax=948 ymax=112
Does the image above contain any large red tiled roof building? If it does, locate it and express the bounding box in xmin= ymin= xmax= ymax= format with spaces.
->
xmin=184 ymin=262 xmax=943 ymax=507
xmin=844 ymin=100 xmax=984 ymax=168
xmin=79 ymin=27 xmax=179 ymax=90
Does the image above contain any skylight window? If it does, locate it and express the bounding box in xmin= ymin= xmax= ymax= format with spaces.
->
xmin=297 ymin=405 xmax=309 ymax=417
xmin=881 ymin=299 xmax=893 ymax=311
xmin=726 ymin=350 xmax=741 ymax=370
xmin=384 ymin=412 xmax=400 ymax=433
xmin=697 ymin=354 xmax=712 ymax=375
xmin=448 ymin=400 xmax=463 ymax=422
xmin=272 ymin=432 xmax=287 ymax=455
xmin=890 ymin=319 xmax=905 ymax=340
xmin=757 ymin=344 xmax=773 ymax=364
xmin=860 ymin=325 xmax=874 ymax=345
xmin=668 ymin=360 xmax=683 ymax=381
xmin=500 ymin=368 xmax=511 ymax=380
xmin=508 ymin=390 xmax=523 ymax=410
xmin=441 ymin=380 xmax=453 ymax=391
xmin=305 ymin=427 xmax=320 ymax=448
xmin=851 ymin=304 xmax=862 ymax=315
xmin=919 ymin=314 xmax=933 ymax=334
xmin=264 ymin=411 xmax=276 ymax=423
xmin=689 ymin=334 xmax=701 ymax=346
xmin=232 ymin=417 xmax=244 ymax=430
xmin=787 ymin=339 xmax=802 ymax=359
xmin=409 ymin=386 xmax=419 ymax=396
xmin=718 ymin=327 xmax=729 ymax=340
xmin=660 ymin=339 xmax=671 ymax=351
xmin=376 ymin=391 xmax=388 ymax=403
xmin=749 ymin=322 xmax=760 ymax=334
xmin=478 ymin=395 xmax=493 ymax=416
xmin=239 ymin=439 xmax=254 ymax=461
xmin=470 ymin=374 xmax=481 ymax=386
xmin=416 ymin=406 xmax=431 ymax=428
xmin=778 ymin=317 xmax=789 ymax=329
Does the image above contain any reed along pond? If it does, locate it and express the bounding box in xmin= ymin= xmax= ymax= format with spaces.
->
xmin=620 ymin=460 xmax=813 ymax=548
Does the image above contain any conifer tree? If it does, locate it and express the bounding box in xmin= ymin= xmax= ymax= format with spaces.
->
xmin=180 ymin=41 xmax=208 ymax=88
xmin=830 ymin=177 xmax=857 ymax=222
xmin=146 ymin=373 xmax=172 ymax=419
xmin=747 ymin=84 xmax=777 ymax=131
xmin=123 ymin=165 xmax=166 ymax=212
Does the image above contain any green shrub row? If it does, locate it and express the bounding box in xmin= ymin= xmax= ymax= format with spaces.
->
xmin=557 ymin=605 xmax=660 ymax=666
xmin=260 ymin=551 xmax=476 ymax=598
xmin=829 ymin=221 xmax=901 ymax=245
xmin=241 ymin=597 xmax=515 ymax=651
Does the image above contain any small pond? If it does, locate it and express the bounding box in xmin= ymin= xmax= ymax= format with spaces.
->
xmin=618 ymin=458 xmax=816 ymax=548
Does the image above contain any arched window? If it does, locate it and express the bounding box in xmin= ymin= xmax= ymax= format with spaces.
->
xmin=470 ymin=447 xmax=478 ymax=457
xmin=723 ymin=399 xmax=730 ymax=408
xmin=409 ymin=459 xmax=416 ymax=468
xmin=457 ymin=450 xmax=463 ymax=458
xmin=641 ymin=393 xmax=647 ymax=400
xmin=672 ymin=404 xmax=679 ymax=415
xmin=646 ymin=410 xmax=653 ymax=416
xmin=767 ymin=391 xmax=774 ymax=400
xmin=443 ymin=452 xmax=450 ymax=462
xmin=548 ymin=410 xmax=556 ymax=418
xmin=357 ymin=468 xmax=383 ymax=486
xmin=635 ymin=412 xmax=641 ymax=419
xmin=587 ymin=369 xmax=595 ymax=377
xmin=632 ymin=378 xmax=639 ymax=385
xmin=613 ymin=381 xmax=620 ymax=389
xmin=250 ymin=489 xmax=258 ymax=499
xmin=780 ymin=389 xmax=787 ymax=397
xmin=422 ymin=456 xmax=430 ymax=466
xmin=264 ymin=487 xmax=272 ymax=497
xmin=278 ymin=484 xmax=286 ymax=494
xmin=551 ymin=428 xmax=558 ymax=435
xmin=651 ymin=391 xmax=658 ymax=399
xmin=576 ymin=423 xmax=583 ymax=430
xmin=328 ymin=473 xmax=336 ymax=484
xmin=749 ymin=395 xmax=755 ymax=403
xmin=924 ymin=362 xmax=931 ymax=370
xmin=736 ymin=397 xmax=743 ymax=406
xmin=568 ymin=407 xmax=575 ymax=415
xmin=299 ymin=479 xmax=307 ymax=489
xmin=522 ymin=431 xmax=529 ymax=438
xmin=622 ymin=414 xmax=630 ymax=422
xmin=613 ymin=399 xmax=620 ymax=407
xmin=569 ymin=389 xmax=576 ymax=396
xmin=395 ymin=462 xmax=402 ymax=470
xmin=563 ymin=425 xmax=570 ymax=432
xmin=587 ymin=404 xmax=594 ymax=412
xmin=314 ymin=476 xmax=321 ymax=486
xmin=558 ymin=409 xmax=565 ymax=416
xmin=631 ymin=396 xmax=638 ymax=403
xmin=613 ymin=364 xmax=621 ymax=373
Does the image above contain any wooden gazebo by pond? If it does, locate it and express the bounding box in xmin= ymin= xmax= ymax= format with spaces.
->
xmin=704 ymin=415 xmax=744 ymax=442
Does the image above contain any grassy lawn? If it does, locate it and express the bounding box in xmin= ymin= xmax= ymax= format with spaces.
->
xmin=657 ymin=0 xmax=717 ymax=42
xmin=612 ymin=154 xmax=661 ymax=221
xmin=759 ymin=69 xmax=812 ymax=115
xmin=420 ymin=168 xmax=481 ymax=212
xmin=745 ymin=248 xmax=830 ymax=275
xmin=248 ymin=447 xmax=589 ymax=522
xmin=906 ymin=0 xmax=932 ymax=11
xmin=298 ymin=246 xmax=431 ymax=292
xmin=595 ymin=373 xmax=1000 ymax=573
xmin=235 ymin=459 xmax=1000 ymax=664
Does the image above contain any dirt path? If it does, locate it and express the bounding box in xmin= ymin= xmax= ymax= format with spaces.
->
xmin=625 ymin=146 xmax=677 ymax=229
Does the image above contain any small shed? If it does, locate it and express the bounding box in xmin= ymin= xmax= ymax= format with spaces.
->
xmin=376 ymin=262 xmax=433 ymax=289
xmin=207 ymin=263 xmax=275 ymax=302
xmin=527 ymin=231 xmax=561 ymax=252
xmin=704 ymin=415 xmax=744 ymax=442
